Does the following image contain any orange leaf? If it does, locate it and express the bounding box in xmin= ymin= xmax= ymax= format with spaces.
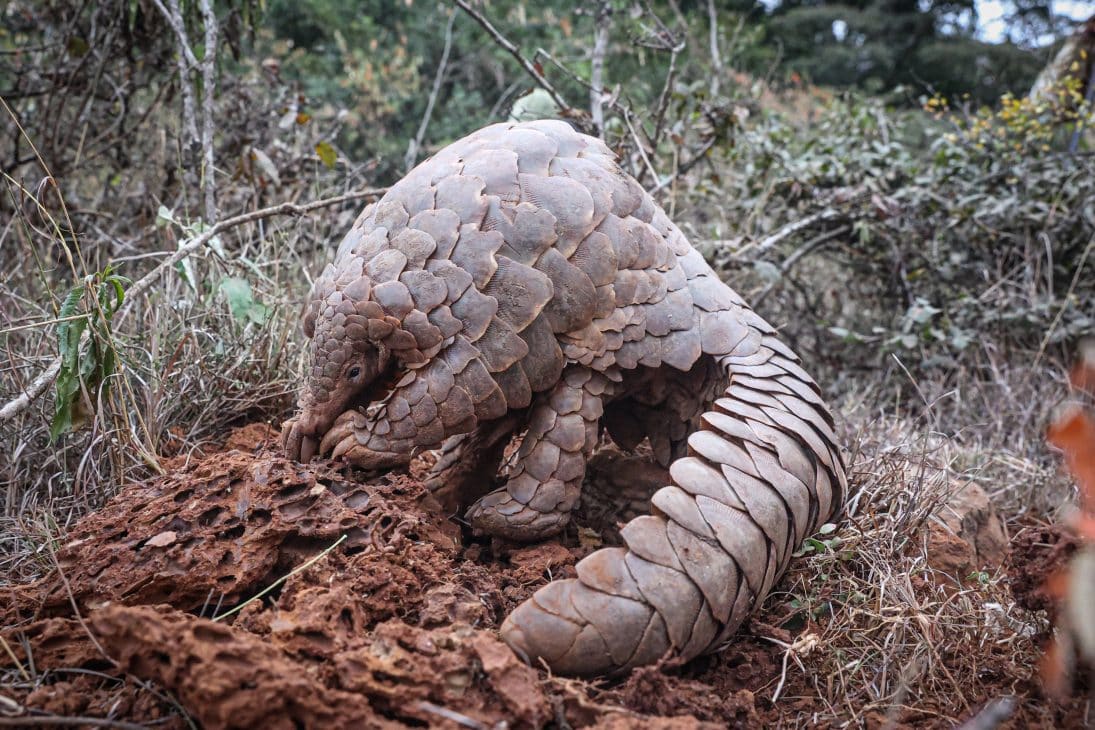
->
xmin=1040 ymin=639 xmax=1070 ymax=699
xmin=1071 ymin=360 xmax=1095 ymax=397
xmin=1048 ymin=407 xmax=1095 ymax=513
xmin=1074 ymin=514 xmax=1095 ymax=540
xmin=1043 ymin=567 xmax=1071 ymax=600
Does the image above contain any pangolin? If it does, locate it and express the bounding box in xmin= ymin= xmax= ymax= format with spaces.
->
xmin=282 ymin=120 xmax=846 ymax=677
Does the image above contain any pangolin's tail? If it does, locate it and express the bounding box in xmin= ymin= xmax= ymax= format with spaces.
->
xmin=499 ymin=325 xmax=847 ymax=676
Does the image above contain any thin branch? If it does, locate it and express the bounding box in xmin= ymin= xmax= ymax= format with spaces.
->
xmin=589 ymin=2 xmax=612 ymax=138
xmin=734 ymin=207 xmax=847 ymax=259
xmin=489 ymin=79 xmax=525 ymax=119
xmin=152 ymin=0 xmax=218 ymax=223
xmin=622 ymin=109 xmax=659 ymax=186
xmin=0 ymin=358 xmax=61 ymax=421
xmin=151 ymin=0 xmax=199 ymax=146
xmin=0 ymin=188 xmax=387 ymax=422
xmin=451 ymin=0 xmax=570 ymax=112
xmin=651 ymin=47 xmax=680 ymax=150
xmin=149 ymin=0 xmax=200 ymax=68
xmin=416 ymin=701 xmax=490 ymax=729
xmin=406 ymin=11 xmax=457 ymax=172
xmin=632 ymin=0 xmax=685 ymax=145
xmin=0 ymin=716 xmax=151 ymax=729
xmin=115 ymin=189 xmax=385 ymax=329
xmin=199 ymin=0 xmax=219 ymax=223
xmin=753 ymin=225 xmax=850 ymax=307
xmin=648 ymin=136 xmax=716 ymax=194
xmin=214 ymin=534 xmax=347 ymax=621
xmin=707 ymin=0 xmax=723 ymax=97
xmin=1032 ymin=231 xmax=1095 ymax=371
xmin=1068 ymin=72 xmax=1095 ymax=153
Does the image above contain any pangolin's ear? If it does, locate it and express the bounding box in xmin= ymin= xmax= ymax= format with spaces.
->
xmin=302 ymin=300 xmax=318 ymax=338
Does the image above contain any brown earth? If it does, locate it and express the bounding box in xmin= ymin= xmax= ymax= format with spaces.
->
xmin=0 ymin=424 xmax=1087 ymax=728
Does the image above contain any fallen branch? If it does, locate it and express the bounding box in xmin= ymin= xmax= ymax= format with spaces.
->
xmin=452 ymin=0 xmax=570 ymax=113
xmin=0 ymin=358 xmax=62 ymax=422
xmin=733 ymin=207 xmax=847 ymax=259
xmin=753 ymin=225 xmax=850 ymax=307
xmin=0 ymin=188 xmax=387 ymax=423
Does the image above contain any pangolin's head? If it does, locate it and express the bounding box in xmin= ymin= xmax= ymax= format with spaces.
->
xmin=293 ymin=272 xmax=394 ymax=449
xmin=296 ymin=330 xmax=391 ymax=441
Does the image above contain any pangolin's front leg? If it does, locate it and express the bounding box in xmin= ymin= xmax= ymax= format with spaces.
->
xmin=317 ymin=336 xmax=512 ymax=470
xmin=424 ymin=414 xmax=522 ymax=514
xmin=466 ymin=367 xmax=607 ymax=542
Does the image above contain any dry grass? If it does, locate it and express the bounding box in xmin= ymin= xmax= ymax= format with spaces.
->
xmin=752 ymin=365 xmax=1075 ymax=727
xmin=0 ymin=38 xmax=379 ymax=573
xmin=1 ymin=203 xmax=345 ymax=525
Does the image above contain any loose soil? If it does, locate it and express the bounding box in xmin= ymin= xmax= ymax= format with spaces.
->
xmin=0 ymin=425 xmax=1088 ymax=728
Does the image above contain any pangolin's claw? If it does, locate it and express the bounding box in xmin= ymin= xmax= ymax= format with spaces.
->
xmin=281 ymin=418 xmax=301 ymax=461
xmin=319 ymin=410 xmax=358 ymax=456
xmin=280 ymin=417 xmax=318 ymax=463
xmin=300 ymin=434 xmax=318 ymax=463
xmin=316 ymin=410 xmax=411 ymax=469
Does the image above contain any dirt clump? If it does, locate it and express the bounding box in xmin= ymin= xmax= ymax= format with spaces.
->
xmin=222 ymin=421 xmax=282 ymax=452
xmin=19 ymin=672 xmax=185 ymax=728
xmin=1007 ymin=520 xmax=1080 ymax=615
xmin=611 ymin=664 xmax=763 ymax=727
xmin=4 ymin=451 xmax=455 ymax=624
xmin=2 ymin=445 xmax=719 ymax=728
xmin=1 ymin=436 xmax=1084 ymax=728
xmin=92 ymin=604 xmax=392 ymax=729
xmin=927 ymin=480 xmax=1010 ymax=582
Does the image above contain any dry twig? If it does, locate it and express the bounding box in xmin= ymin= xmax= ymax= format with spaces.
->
xmin=589 ymin=2 xmax=612 ymax=138
xmin=451 ymin=0 xmax=570 ymax=113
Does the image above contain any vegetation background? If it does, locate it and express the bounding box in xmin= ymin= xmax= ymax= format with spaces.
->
xmin=1 ymin=0 xmax=1093 ymax=726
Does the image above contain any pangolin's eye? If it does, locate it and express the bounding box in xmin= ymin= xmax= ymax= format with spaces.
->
xmin=348 ymin=366 xmax=361 ymax=379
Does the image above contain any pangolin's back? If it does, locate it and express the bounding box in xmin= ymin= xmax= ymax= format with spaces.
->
xmin=307 ymin=120 xmax=767 ymax=406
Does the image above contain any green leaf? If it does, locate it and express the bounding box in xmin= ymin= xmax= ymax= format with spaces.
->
xmin=52 ymin=283 xmax=87 ymax=441
xmin=66 ymin=37 xmax=89 ymax=57
xmin=219 ymin=277 xmax=267 ymax=325
xmin=156 ymin=205 xmax=174 ymax=228
xmin=50 ymin=268 xmax=126 ymax=441
xmin=315 ymin=141 xmax=338 ymax=169
xmin=219 ymin=277 xmax=254 ymax=323
xmin=57 ymin=285 xmax=86 ymax=370
xmin=247 ymin=302 xmax=271 ymax=325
